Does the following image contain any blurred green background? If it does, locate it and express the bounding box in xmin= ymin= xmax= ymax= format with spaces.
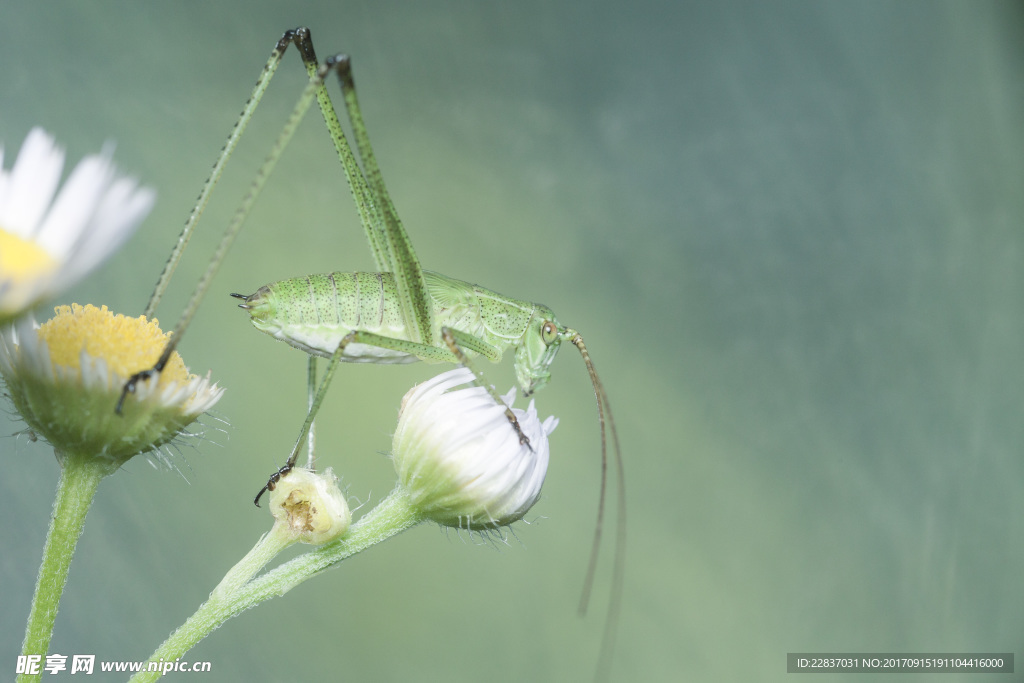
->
xmin=2 ymin=1 xmax=1023 ymax=681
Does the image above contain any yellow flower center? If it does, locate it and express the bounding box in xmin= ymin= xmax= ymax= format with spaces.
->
xmin=37 ymin=303 xmax=193 ymax=388
xmin=0 ymin=228 xmax=57 ymax=281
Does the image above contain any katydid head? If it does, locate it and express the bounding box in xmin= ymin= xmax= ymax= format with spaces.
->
xmin=514 ymin=305 xmax=566 ymax=396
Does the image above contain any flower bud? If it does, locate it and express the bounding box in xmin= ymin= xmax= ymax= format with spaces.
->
xmin=392 ymin=368 xmax=557 ymax=530
xmin=269 ymin=467 xmax=351 ymax=545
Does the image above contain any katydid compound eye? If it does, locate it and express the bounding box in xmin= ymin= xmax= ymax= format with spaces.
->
xmin=541 ymin=321 xmax=558 ymax=345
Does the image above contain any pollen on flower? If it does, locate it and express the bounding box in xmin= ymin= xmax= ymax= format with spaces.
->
xmin=0 ymin=305 xmax=222 ymax=466
xmin=37 ymin=303 xmax=192 ymax=387
xmin=0 ymin=229 xmax=56 ymax=280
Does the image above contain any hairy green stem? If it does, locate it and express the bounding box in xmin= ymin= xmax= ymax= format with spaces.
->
xmin=19 ymin=451 xmax=112 ymax=683
xmin=128 ymin=486 xmax=422 ymax=683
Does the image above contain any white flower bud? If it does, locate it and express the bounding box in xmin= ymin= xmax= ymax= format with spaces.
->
xmin=393 ymin=368 xmax=557 ymax=530
xmin=269 ymin=467 xmax=351 ymax=545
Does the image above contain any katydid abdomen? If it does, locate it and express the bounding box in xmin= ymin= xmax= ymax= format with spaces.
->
xmin=236 ymin=270 xmax=541 ymax=365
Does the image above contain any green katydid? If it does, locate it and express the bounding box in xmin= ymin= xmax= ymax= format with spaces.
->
xmin=118 ymin=27 xmax=623 ymax=657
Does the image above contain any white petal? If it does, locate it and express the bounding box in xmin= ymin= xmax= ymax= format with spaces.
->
xmin=34 ymin=152 xmax=115 ymax=259
xmin=0 ymin=128 xmax=65 ymax=237
xmin=53 ymin=178 xmax=155 ymax=290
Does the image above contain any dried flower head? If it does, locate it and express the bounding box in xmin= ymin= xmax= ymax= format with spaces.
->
xmin=268 ymin=467 xmax=352 ymax=545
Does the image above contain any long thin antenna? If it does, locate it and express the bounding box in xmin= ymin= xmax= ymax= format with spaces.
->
xmin=571 ymin=332 xmax=626 ymax=679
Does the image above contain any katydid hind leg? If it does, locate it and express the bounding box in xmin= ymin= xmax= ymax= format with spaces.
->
xmin=286 ymin=32 xmax=392 ymax=276
xmin=330 ymin=57 xmax=434 ymax=348
xmin=118 ymin=28 xmax=337 ymax=414
xmin=142 ymin=30 xmax=302 ymax=323
xmin=117 ymin=33 xmax=299 ymax=414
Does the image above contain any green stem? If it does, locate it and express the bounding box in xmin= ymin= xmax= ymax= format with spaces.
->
xmin=128 ymin=486 xmax=422 ymax=683
xmin=19 ymin=451 xmax=112 ymax=683
xmin=210 ymin=520 xmax=297 ymax=599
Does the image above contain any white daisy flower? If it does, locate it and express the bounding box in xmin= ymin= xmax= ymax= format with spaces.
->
xmin=0 ymin=304 xmax=223 ymax=467
xmin=0 ymin=128 xmax=155 ymax=324
xmin=392 ymin=368 xmax=557 ymax=530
